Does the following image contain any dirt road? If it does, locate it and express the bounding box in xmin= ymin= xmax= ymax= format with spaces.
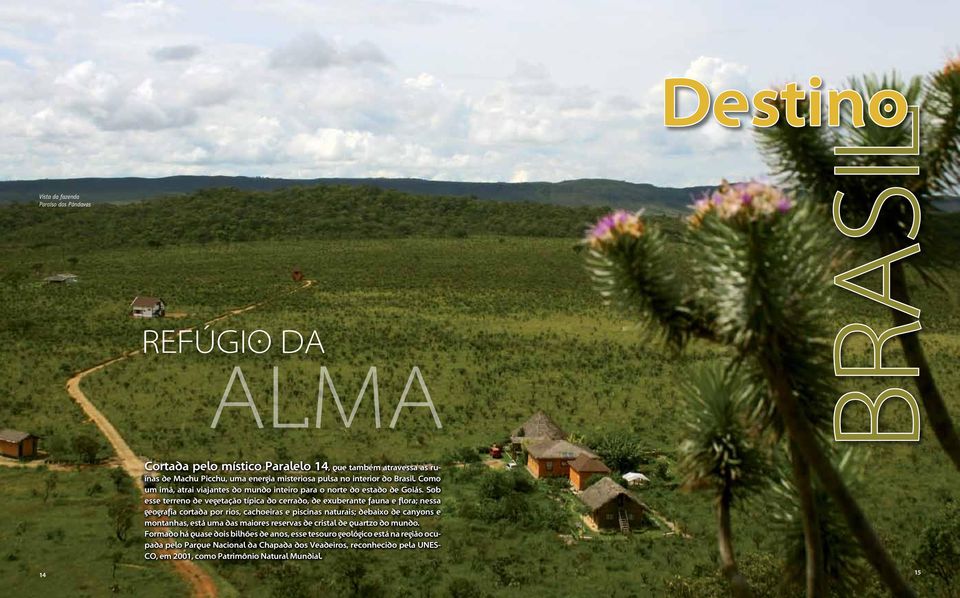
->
xmin=63 ymin=280 xmax=314 ymax=598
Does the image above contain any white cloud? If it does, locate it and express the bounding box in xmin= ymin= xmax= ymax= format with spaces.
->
xmin=269 ymin=33 xmax=388 ymax=70
xmin=288 ymin=128 xmax=374 ymax=162
xmin=152 ymin=44 xmax=200 ymax=62
xmin=103 ymin=0 xmax=180 ymax=21
xmin=0 ymin=4 xmax=771 ymax=185
xmin=235 ymin=0 xmax=474 ymax=26
xmin=404 ymin=73 xmax=440 ymax=90
xmin=0 ymin=5 xmax=74 ymax=28
xmin=510 ymin=168 xmax=530 ymax=183
xmin=685 ymin=56 xmax=749 ymax=91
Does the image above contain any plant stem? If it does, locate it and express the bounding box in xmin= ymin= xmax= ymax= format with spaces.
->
xmin=759 ymin=357 xmax=916 ymax=597
xmin=790 ymin=444 xmax=826 ymax=597
xmin=888 ymin=256 xmax=960 ymax=472
xmin=717 ymin=485 xmax=754 ymax=598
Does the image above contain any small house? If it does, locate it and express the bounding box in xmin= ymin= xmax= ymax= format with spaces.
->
xmin=511 ymin=410 xmax=566 ymax=454
xmin=130 ymin=296 xmax=165 ymax=318
xmin=526 ymin=439 xmax=598 ymax=479
xmin=0 ymin=429 xmax=39 ymax=459
xmin=45 ymin=273 xmax=78 ymax=284
xmin=568 ymin=454 xmax=611 ymax=490
xmin=579 ymin=477 xmax=648 ymax=533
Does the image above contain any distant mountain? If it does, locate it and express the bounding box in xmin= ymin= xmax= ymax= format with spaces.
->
xmin=0 ymin=184 xmax=615 ymax=249
xmin=0 ymin=176 xmax=714 ymax=213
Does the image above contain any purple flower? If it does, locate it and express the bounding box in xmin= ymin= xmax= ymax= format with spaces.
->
xmin=586 ymin=210 xmax=645 ymax=249
xmin=689 ymin=180 xmax=793 ymax=228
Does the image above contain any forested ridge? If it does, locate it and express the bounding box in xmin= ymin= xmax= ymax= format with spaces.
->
xmin=0 ymin=175 xmax=714 ymax=212
xmin=0 ymin=184 xmax=611 ymax=248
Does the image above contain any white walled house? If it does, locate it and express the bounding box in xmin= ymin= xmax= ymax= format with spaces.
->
xmin=130 ymin=296 xmax=165 ymax=318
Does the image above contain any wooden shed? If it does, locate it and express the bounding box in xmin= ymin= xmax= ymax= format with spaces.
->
xmin=130 ymin=296 xmax=165 ymax=318
xmin=511 ymin=410 xmax=566 ymax=454
xmin=0 ymin=429 xmax=39 ymax=459
xmin=579 ymin=477 xmax=648 ymax=534
xmin=526 ymin=439 xmax=598 ymax=479
xmin=568 ymin=454 xmax=611 ymax=490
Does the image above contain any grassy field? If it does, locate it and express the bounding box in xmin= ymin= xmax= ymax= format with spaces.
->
xmin=0 ymin=466 xmax=188 ymax=597
xmin=1 ymin=225 xmax=958 ymax=595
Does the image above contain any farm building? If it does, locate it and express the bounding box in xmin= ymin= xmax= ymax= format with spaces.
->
xmin=511 ymin=410 xmax=566 ymax=453
xmin=0 ymin=429 xmax=39 ymax=459
xmin=568 ymin=454 xmax=611 ymax=490
xmin=526 ymin=439 xmax=598 ymax=479
xmin=579 ymin=477 xmax=648 ymax=533
xmin=45 ymin=273 xmax=78 ymax=284
xmin=130 ymin=296 xmax=165 ymax=318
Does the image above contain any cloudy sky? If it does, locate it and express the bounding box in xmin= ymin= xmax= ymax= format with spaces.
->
xmin=1 ymin=0 xmax=956 ymax=185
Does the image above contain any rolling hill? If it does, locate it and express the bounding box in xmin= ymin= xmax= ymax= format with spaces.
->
xmin=0 ymin=184 xmax=614 ymax=250
xmin=0 ymin=176 xmax=713 ymax=213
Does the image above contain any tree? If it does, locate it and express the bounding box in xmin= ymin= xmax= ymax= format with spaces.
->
xmin=584 ymin=186 xmax=915 ymax=596
xmin=588 ymin=431 xmax=645 ymax=472
xmin=678 ymin=365 xmax=768 ymax=597
xmin=43 ymin=472 xmax=58 ymax=503
xmin=107 ymin=497 xmax=136 ymax=542
xmin=912 ymin=505 xmax=960 ymax=596
xmin=73 ymin=433 xmax=101 ymax=464
xmin=110 ymin=549 xmax=123 ymax=593
xmin=329 ymin=552 xmax=384 ymax=597
xmin=757 ymin=61 xmax=960 ymax=472
xmin=109 ymin=467 xmax=128 ymax=492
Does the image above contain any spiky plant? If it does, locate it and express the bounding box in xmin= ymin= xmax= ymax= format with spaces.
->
xmin=679 ymin=365 xmax=768 ymax=598
xmin=585 ymin=210 xmax=704 ymax=347
xmin=584 ymin=181 xmax=915 ymax=596
xmin=688 ymin=182 xmax=835 ymax=597
xmin=773 ymin=450 xmax=871 ymax=597
xmin=757 ymin=62 xmax=960 ymax=471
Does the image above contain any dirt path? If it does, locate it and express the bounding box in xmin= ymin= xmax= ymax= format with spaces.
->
xmin=645 ymin=505 xmax=691 ymax=538
xmin=64 ymin=280 xmax=314 ymax=598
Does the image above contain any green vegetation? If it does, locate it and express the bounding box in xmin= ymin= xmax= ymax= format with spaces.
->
xmin=0 ymin=185 xmax=958 ymax=595
xmin=0 ymin=175 xmax=715 ymax=212
xmin=585 ymin=178 xmax=959 ymax=596
xmin=0 ymin=467 xmax=186 ymax=597
xmin=0 ymin=184 xmax=607 ymax=249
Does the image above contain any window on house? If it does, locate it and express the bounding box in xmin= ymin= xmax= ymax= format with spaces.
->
xmin=545 ymin=461 xmax=553 ymax=470
xmin=606 ymin=513 xmax=614 ymax=520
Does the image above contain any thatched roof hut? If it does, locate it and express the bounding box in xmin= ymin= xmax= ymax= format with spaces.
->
xmin=579 ymin=477 xmax=638 ymax=511
xmin=578 ymin=477 xmax=648 ymax=533
xmin=580 ymin=478 xmax=651 ymax=534
xmin=511 ymin=410 xmax=566 ymax=445
xmin=526 ymin=439 xmax=597 ymax=461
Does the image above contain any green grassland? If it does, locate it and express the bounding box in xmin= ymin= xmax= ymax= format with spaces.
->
xmin=0 ymin=189 xmax=958 ymax=596
xmin=0 ymin=466 xmax=187 ymax=597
